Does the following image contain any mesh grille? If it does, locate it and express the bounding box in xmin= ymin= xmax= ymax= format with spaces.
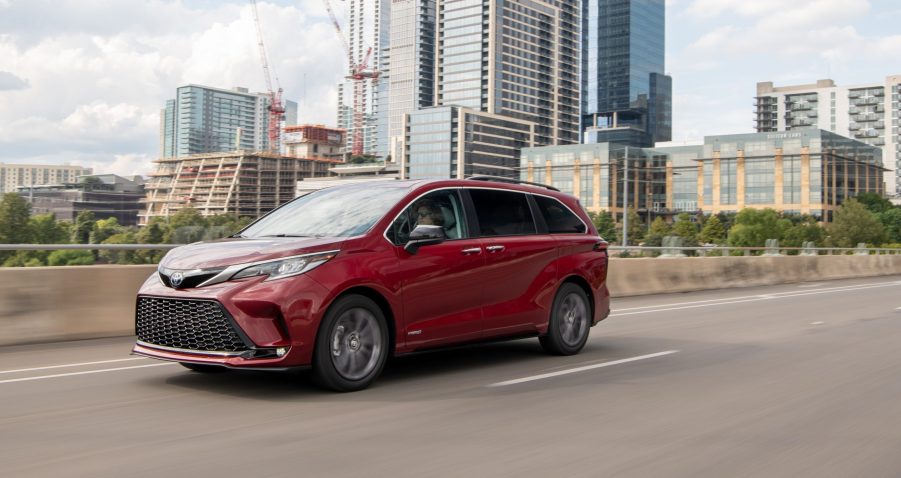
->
xmin=136 ymin=297 xmax=249 ymax=352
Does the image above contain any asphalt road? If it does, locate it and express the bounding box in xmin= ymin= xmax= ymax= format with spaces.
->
xmin=3 ymin=275 xmax=901 ymax=477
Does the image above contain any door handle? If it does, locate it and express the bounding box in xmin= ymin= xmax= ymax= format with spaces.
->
xmin=486 ymin=245 xmax=505 ymax=253
xmin=461 ymin=247 xmax=482 ymax=255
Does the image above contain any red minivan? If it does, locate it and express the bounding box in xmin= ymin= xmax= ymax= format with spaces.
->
xmin=133 ymin=178 xmax=610 ymax=391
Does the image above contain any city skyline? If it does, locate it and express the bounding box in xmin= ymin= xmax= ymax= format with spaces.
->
xmin=0 ymin=0 xmax=900 ymax=178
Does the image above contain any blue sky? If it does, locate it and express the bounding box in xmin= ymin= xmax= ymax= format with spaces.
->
xmin=0 ymin=0 xmax=899 ymax=174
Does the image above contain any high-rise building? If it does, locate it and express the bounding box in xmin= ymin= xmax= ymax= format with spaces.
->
xmin=336 ymin=0 xmax=390 ymax=157
xmin=376 ymin=0 xmax=436 ymax=161
xmin=401 ymin=0 xmax=580 ymax=179
xmin=0 ymin=163 xmax=92 ymax=194
xmin=582 ymin=0 xmax=671 ymax=147
xmin=436 ymin=0 xmax=581 ymax=146
xmin=160 ymin=85 xmax=296 ymax=158
xmin=755 ymin=75 xmax=901 ymax=196
xmin=403 ymin=106 xmax=535 ymax=179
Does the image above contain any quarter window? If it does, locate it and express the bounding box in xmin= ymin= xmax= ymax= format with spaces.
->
xmin=468 ymin=189 xmax=536 ymax=237
xmin=533 ymin=195 xmax=587 ymax=234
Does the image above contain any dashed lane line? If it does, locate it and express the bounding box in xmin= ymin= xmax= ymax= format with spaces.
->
xmin=0 ymin=357 xmax=148 ymax=375
xmin=0 ymin=363 xmax=176 ymax=385
xmin=488 ymin=350 xmax=679 ymax=387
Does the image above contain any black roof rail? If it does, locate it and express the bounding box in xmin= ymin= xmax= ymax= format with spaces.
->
xmin=466 ymin=175 xmax=560 ymax=192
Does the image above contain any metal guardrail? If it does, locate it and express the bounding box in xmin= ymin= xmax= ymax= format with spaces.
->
xmin=0 ymin=244 xmax=181 ymax=251
xmin=608 ymin=245 xmax=901 ymax=256
xmin=0 ymin=242 xmax=899 ymax=256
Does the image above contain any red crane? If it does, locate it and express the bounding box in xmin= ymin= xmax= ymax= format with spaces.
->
xmin=322 ymin=0 xmax=380 ymax=157
xmin=251 ymin=0 xmax=286 ymax=153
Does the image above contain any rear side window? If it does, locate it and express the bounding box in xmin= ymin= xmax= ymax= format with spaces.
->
xmin=468 ymin=189 xmax=536 ymax=237
xmin=533 ymin=195 xmax=587 ymax=234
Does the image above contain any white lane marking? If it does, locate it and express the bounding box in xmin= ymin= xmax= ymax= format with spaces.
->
xmin=0 ymin=363 xmax=176 ymax=385
xmin=811 ymin=321 xmax=825 ymax=325
xmin=0 ymin=357 xmax=148 ymax=375
xmin=615 ymin=280 xmax=901 ymax=312
xmin=488 ymin=350 xmax=679 ymax=387
xmin=798 ymin=283 xmax=823 ymax=288
xmin=610 ymin=282 xmax=901 ymax=317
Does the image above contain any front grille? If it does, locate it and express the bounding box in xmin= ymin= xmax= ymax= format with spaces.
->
xmin=136 ymin=297 xmax=250 ymax=353
xmin=158 ymin=270 xmax=222 ymax=289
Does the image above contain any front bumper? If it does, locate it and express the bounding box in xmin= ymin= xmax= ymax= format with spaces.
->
xmin=134 ymin=270 xmax=331 ymax=368
xmin=132 ymin=341 xmax=299 ymax=370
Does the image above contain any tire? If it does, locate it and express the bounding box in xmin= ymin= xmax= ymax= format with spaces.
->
xmin=180 ymin=362 xmax=227 ymax=373
xmin=539 ymin=282 xmax=591 ymax=356
xmin=313 ymin=294 xmax=389 ymax=392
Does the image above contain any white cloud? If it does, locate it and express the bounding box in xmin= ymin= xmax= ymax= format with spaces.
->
xmin=0 ymin=0 xmax=345 ymax=175
xmin=0 ymin=70 xmax=28 ymax=90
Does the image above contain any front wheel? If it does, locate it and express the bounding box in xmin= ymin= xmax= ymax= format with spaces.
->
xmin=313 ymin=294 xmax=389 ymax=392
xmin=539 ymin=283 xmax=591 ymax=355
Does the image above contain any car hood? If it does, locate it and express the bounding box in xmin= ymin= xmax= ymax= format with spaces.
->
xmin=160 ymin=237 xmax=347 ymax=270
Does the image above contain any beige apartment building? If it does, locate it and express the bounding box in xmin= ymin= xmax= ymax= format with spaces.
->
xmin=0 ymin=163 xmax=92 ymax=194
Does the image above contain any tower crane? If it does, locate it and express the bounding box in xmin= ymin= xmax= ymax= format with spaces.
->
xmin=250 ymin=0 xmax=286 ymax=153
xmin=322 ymin=0 xmax=380 ymax=157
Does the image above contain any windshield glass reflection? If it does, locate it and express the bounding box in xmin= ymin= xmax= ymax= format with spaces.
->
xmin=240 ymin=185 xmax=410 ymax=238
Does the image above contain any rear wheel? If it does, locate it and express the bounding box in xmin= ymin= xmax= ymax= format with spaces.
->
xmin=180 ymin=362 xmax=226 ymax=373
xmin=539 ymin=283 xmax=591 ymax=355
xmin=313 ymin=294 xmax=389 ymax=392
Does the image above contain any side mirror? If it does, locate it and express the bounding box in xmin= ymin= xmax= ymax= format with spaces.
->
xmin=404 ymin=225 xmax=446 ymax=254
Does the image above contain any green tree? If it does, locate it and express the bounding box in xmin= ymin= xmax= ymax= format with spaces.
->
xmin=878 ymin=208 xmax=901 ymax=244
xmin=165 ymin=207 xmax=207 ymax=244
xmin=854 ymin=192 xmax=893 ymax=214
xmin=30 ymin=213 xmax=69 ymax=244
xmin=671 ymin=213 xmax=698 ymax=241
xmin=619 ymin=210 xmax=645 ymax=245
xmin=100 ymin=231 xmax=138 ymax=264
xmin=829 ymin=198 xmax=888 ymax=248
xmin=72 ymin=211 xmax=95 ymax=244
xmin=47 ymin=249 xmax=95 ymax=266
xmin=727 ymin=208 xmax=785 ymax=248
xmin=589 ymin=211 xmax=617 ymax=242
xmin=14 ymin=213 xmax=72 ymax=266
xmin=782 ymin=215 xmax=825 ymax=251
xmin=643 ymin=217 xmax=671 ymax=248
xmin=698 ymin=215 xmax=727 ymax=245
xmin=0 ymin=193 xmax=32 ymax=262
xmin=89 ymin=217 xmax=123 ymax=244
xmin=135 ymin=218 xmax=168 ymax=264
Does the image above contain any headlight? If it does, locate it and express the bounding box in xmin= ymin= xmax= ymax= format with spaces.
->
xmin=231 ymin=251 xmax=337 ymax=281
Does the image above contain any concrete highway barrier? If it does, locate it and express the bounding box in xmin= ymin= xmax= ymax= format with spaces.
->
xmin=1 ymin=255 xmax=901 ymax=346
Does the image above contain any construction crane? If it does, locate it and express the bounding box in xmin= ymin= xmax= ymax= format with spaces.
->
xmin=322 ymin=0 xmax=380 ymax=157
xmin=250 ymin=0 xmax=286 ymax=153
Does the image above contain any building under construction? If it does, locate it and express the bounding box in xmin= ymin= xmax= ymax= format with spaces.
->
xmin=140 ymin=151 xmax=338 ymax=224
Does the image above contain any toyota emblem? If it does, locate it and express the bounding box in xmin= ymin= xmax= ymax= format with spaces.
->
xmin=170 ymin=271 xmax=184 ymax=288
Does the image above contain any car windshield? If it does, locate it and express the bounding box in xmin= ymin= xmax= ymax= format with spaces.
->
xmin=239 ymin=185 xmax=410 ymax=238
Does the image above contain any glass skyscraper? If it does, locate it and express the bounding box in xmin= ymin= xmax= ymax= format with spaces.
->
xmin=582 ymin=0 xmax=671 ymax=147
xmin=160 ymin=85 xmax=282 ymax=158
xmin=376 ymin=0 xmax=436 ymax=160
xmin=436 ymin=0 xmax=581 ymax=146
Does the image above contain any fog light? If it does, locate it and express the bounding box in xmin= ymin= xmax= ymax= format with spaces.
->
xmin=276 ymin=347 xmax=288 ymax=357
